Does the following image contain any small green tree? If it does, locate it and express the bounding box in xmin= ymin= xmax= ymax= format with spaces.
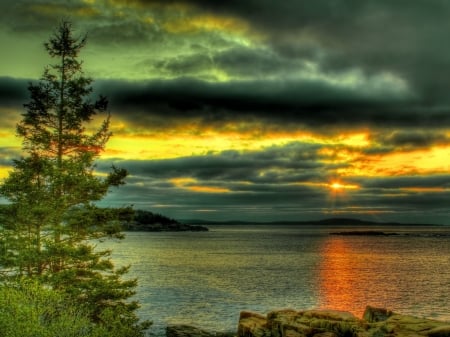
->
xmin=0 ymin=22 xmax=148 ymax=335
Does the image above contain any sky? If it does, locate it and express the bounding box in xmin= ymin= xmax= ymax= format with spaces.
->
xmin=0 ymin=0 xmax=449 ymax=224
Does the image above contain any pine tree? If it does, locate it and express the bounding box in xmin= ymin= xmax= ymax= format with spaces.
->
xmin=0 ymin=21 xmax=149 ymax=335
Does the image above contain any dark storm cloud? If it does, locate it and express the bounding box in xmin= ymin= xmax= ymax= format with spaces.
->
xmin=4 ymin=0 xmax=450 ymax=111
xmin=364 ymin=130 xmax=450 ymax=154
xmin=95 ymin=78 xmax=450 ymax=128
xmin=384 ymin=131 xmax=450 ymax=148
xmin=0 ymin=77 xmax=29 ymax=106
xmin=229 ymin=1 xmax=450 ymax=105
xmin=129 ymin=0 xmax=450 ymax=105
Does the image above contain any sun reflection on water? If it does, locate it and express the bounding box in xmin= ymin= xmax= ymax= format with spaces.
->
xmin=316 ymin=234 xmax=450 ymax=319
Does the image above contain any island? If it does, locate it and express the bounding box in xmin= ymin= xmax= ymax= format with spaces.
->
xmin=122 ymin=209 xmax=209 ymax=232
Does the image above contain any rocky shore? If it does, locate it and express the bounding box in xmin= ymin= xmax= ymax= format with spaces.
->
xmin=167 ymin=306 xmax=450 ymax=337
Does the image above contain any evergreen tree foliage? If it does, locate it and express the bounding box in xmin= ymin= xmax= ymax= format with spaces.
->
xmin=0 ymin=21 xmax=149 ymax=334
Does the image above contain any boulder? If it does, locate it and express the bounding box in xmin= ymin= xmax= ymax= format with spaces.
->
xmin=238 ymin=311 xmax=270 ymax=337
xmin=363 ymin=306 xmax=392 ymax=323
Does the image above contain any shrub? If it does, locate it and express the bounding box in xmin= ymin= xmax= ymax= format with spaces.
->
xmin=0 ymin=280 xmax=150 ymax=337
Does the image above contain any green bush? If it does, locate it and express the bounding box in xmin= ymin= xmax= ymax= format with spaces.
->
xmin=0 ymin=281 xmax=149 ymax=337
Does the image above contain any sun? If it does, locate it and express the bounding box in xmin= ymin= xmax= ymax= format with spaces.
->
xmin=330 ymin=182 xmax=344 ymax=191
xmin=328 ymin=181 xmax=359 ymax=192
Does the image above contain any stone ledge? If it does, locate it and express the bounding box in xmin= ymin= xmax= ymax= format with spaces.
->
xmin=237 ymin=306 xmax=450 ymax=337
xmin=164 ymin=307 xmax=450 ymax=337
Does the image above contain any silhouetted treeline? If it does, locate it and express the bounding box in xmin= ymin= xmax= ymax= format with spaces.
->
xmin=124 ymin=209 xmax=209 ymax=232
xmin=133 ymin=210 xmax=179 ymax=226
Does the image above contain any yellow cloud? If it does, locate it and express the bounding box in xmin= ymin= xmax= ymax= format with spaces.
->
xmin=367 ymin=146 xmax=449 ymax=176
xmin=170 ymin=177 xmax=196 ymax=186
xmin=188 ymin=185 xmax=230 ymax=193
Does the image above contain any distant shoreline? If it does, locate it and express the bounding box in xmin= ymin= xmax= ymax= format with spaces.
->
xmin=182 ymin=217 xmax=445 ymax=227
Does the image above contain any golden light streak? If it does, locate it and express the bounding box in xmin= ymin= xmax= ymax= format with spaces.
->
xmin=169 ymin=177 xmax=230 ymax=193
xmin=188 ymin=186 xmax=230 ymax=193
xmin=104 ymin=122 xmax=328 ymax=160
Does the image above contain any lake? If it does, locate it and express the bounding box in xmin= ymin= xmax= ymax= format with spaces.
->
xmin=102 ymin=224 xmax=450 ymax=336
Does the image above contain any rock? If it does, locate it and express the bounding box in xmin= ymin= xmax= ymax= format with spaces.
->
xmin=382 ymin=313 xmax=447 ymax=337
xmin=428 ymin=325 xmax=450 ymax=337
xmin=166 ymin=325 xmax=234 ymax=337
xmin=238 ymin=311 xmax=270 ymax=337
xmin=238 ymin=308 xmax=450 ymax=337
xmin=302 ymin=310 xmax=358 ymax=322
xmin=266 ymin=309 xmax=311 ymax=337
xmin=239 ymin=309 xmax=361 ymax=337
xmin=363 ymin=306 xmax=392 ymax=322
xmin=167 ymin=325 xmax=214 ymax=337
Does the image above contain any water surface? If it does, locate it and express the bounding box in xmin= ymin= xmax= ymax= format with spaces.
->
xmin=103 ymin=225 xmax=450 ymax=336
